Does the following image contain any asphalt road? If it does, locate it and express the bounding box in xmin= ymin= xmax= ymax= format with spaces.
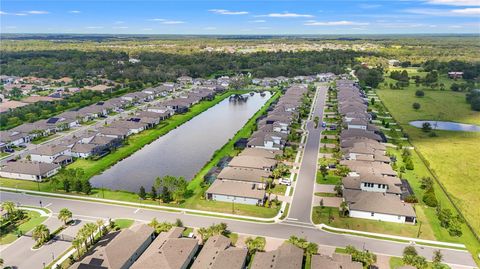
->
xmin=0 ymin=192 xmax=475 ymax=268
xmin=285 ymin=84 xmax=327 ymax=224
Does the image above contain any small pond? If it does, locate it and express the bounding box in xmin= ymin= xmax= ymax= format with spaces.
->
xmin=409 ymin=120 xmax=480 ymax=132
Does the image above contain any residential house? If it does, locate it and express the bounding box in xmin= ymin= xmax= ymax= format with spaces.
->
xmin=311 ymin=253 xmax=362 ymax=269
xmin=131 ymin=227 xmax=198 ymax=269
xmin=228 ymin=156 xmax=277 ymax=171
xmin=71 ymin=224 xmax=155 ymax=269
xmin=0 ymin=161 xmax=60 ymax=181
xmin=29 ymin=144 xmax=72 ymax=165
xmin=251 ymin=243 xmax=304 ymax=269
xmin=191 ymin=235 xmax=247 ymax=269
xmin=206 ymin=180 xmax=266 ymax=205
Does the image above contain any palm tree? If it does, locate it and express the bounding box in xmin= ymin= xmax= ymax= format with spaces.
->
xmin=58 ymin=208 xmax=73 ymax=225
xmin=85 ymin=223 xmax=98 ymax=245
xmin=340 ymin=201 xmax=349 ymax=217
xmin=49 ymin=176 xmax=60 ymax=191
xmin=245 ymin=237 xmax=266 ymax=255
xmin=96 ymin=219 xmax=105 ymax=236
xmin=72 ymin=237 xmax=83 ymax=258
xmin=1 ymin=201 xmax=16 ymax=216
xmin=32 ymin=224 xmax=50 ymax=245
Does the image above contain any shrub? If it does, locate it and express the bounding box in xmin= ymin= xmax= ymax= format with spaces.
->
xmin=415 ymin=90 xmax=425 ymax=97
xmin=412 ymin=102 xmax=421 ymax=110
xmin=404 ymin=195 xmax=418 ymax=203
xmin=421 ymin=122 xmax=432 ymax=132
xmin=423 ymin=187 xmax=438 ymax=207
xmin=405 ymin=158 xmax=414 ymax=170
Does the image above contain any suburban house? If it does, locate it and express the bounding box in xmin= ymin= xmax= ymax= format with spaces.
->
xmin=228 ymin=156 xmax=277 ymax=171
xmin=71 ymin=224 xmax=155 ymax=269
xmin=0 ymin=130 xmax=30 ymax=149
xmin=238 ymin=147 xmax=281 ymax=160
xmin=29 ymin=144 xmax=72 ymax=165
xmin=191 ymin=235 xmax=247 ymax=269
xmin=109 ymin=120 xmax=149 ymax=134
xmin=311 ymin=253 xmax=362 ymax=269
xmin=247 ymin=131 xmax=287 ymax=150
xmin=343 ymin=189 xmax=416 ymax=224
xmin=251 ymin=243 xmax=304 ymax=269
xmin=206 ymin=180 xmax=266 ymax=205
xmin=97 ymin=127 xmax=131 ymax=139
xmin=131 ymin=227 xmax=198 ymax=269
xmin=217 ymin=167 xmax=272 ymax=187
xmin=337 ymin=79 xmax=416 ymax=224
xmin=0 ymin=161 xmax=60 ymax=181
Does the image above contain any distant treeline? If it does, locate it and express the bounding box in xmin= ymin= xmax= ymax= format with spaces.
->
xmin=0 ymin=50 xmax=368 ymax=83
xmin=422 ymin=60 xmax=480 ymax=80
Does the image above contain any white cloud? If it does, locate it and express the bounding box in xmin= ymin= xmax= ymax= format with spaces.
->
xmin=86 ymin=26 xmax=104 ymax=29
xmin=114 ymin=21 xmax=125 ymax=24
xmin=26 ymin=10 xmax=49 ymax=14
xmin=0 ymin=11 xmax=7 ymax=15
xmin=405 ymin=7 xmax=480 ymax=16
xmin=451 ymin=8 xmax=480 ymax=14
xmin=113 ymin=26 xmax=128 ymax=29
xmin=304 ymin=20 xmax=369 ymax=26
xmin=69 ymin=10 xmax=81 ymax=14
xmin=6 ymin=26 xmax=17 ymax=29
xmin=257 ymin=12 xmax=314 ymax=18
xmin=257 ymin=26 xmax=271 ymax=30
xmin=209 ymin=9 xmax=249 ymax=15
xmin=14 ymin=13 xmax=27 ymax=16
xmin=148 ymin=18 xmax=166 ymax=21
xmin=161 ymin=20 xmax=185 ymax=24
xmin=425 ymin=0 xmax=480 ymax=6
xmin=249 ymin=20 xmax=266 ymax=23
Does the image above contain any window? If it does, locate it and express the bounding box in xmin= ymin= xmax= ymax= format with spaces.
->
xmin=371 ymin=212 xmax=374 ymax=216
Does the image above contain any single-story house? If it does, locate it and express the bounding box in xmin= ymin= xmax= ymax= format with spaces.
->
xmin=228 ymin=156 xmax=277 ymax=171
xmin=0 ymin=161 xmax=60 ymax=181
xmin=251 ymin=243 xmax=304 ymax=269
xmin=206 ymin=180 xmax=266 ymax=205
xmin=311 ymin=253 xmax=362 ymax=269
xmin=131 ymin=227 xmax=198 ymax=269
xmin=217 ymin=167 xmax=272 ymax=187
xmin=71 ymin=224 xmax=155 ymax=269
xmin=191 ymin=235 xmax=247 ymax=269
xmin=343 ymin=189 xmax=416 ymax=224
xmin=29 ymin=144 xmax=71 ymax=164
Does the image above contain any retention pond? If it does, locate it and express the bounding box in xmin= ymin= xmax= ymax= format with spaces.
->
xmin=409 ymin=120 xmax=480 ymax=132
xmin=90 ymin=92 xmax=271 ymax=191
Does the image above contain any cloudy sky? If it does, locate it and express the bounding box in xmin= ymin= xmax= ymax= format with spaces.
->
xmin=1 ymin=0 xmax=479 ymax=34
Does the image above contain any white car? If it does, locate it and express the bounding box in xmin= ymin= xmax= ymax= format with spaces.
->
xmin=278 ymin=178 xmax=291 ymax=186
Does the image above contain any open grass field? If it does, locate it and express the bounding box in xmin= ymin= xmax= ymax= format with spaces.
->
xmin=375 ymin=68 xmax=480 ymax=262
xmin=113 ymin=218 xmax=134 ymax=229
xmin=0 ymin=210 xmax=48 ymax=245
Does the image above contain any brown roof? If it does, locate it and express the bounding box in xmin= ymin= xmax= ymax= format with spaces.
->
xmin=251 ymin=243 xmax=304 ymax=269
xmin=30 ymin=144 xmax=69 ymax=156
xmin=217 ymin=167 xmax=271 ymax=184
xmin=344 ymin=189 xmax=416 ymax=217
xmin=131 ymin=227 xmax=198 ymax=269
xmin=0 ymin=161 xmax=59 ymax=176
xmin=206 ymin=180 xmax=266 ymax=200
xmin=191 ymin=235 xmax=246 ymax=269
xmin=228 ymin=156 xmax=277 ymax=170
xmin=311 ymin=253 xmax=363 ymax=269
xmin=238 ymin=148 xmax=282 ymax=159
xmin=22 ymin=96 xmax=60 ymax=103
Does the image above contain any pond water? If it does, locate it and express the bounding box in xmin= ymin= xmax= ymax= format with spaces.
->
xmin=90 ymin=92 xmax=271 ymax=192
xmin=409 ymin=120 xmax=480 ymax=132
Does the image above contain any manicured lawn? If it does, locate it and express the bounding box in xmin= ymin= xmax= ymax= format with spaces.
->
xmin=114 ymin=218 xmax=134 ymax=229
xmin=185 ymin=199 xmax=279 ymax=218
xmin=0 ymin=210 xmax=48 ymax=245
xmin=312 ymin=206 xmax=435 ymax=240
xmin=227 ymin=232 xmax=239 ymax=245
xmin=280 ymin=203 xmax=290 ymax=220
xmin=270 ymin=184 xmax=287 ymax=195
xmin=314 ymin=192 xmax=337 ymax=197
xmin=389 ymin=257 xmax=436 ymax=269
xmin=182 ymin=227 xmax=194 ymax=237
xmin=321 ymin=138 xmax=339 ymax=144
xmin=316 ymin=172 xmax=341 ymax=185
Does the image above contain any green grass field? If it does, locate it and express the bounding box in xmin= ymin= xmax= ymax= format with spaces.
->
xmin=114 ymin=218 xmax=134 ymax=229
xmin=375 ymin=68 xmax=480 ymax=263
xmin=0 ymin=210 xmax=48 ymax=245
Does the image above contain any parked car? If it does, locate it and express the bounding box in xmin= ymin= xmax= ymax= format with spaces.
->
xmin=278 ymin=178 xmax=291 ymax=186
xmin=4 ymin=148 xmax=14 ymax=153
xmin=322 ymin=121 xmax=327 ymax=128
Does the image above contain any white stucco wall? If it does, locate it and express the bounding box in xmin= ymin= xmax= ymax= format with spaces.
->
xmin=211 ymin=194 xmax=260 ymax=205
xmin=0 ymin=171 xmax=37 ymax=181
xmin=349 ymin=209 xmax=407 ymax=223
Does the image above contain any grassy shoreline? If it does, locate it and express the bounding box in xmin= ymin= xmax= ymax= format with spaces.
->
xmin=0 ymin=89 xmax=281 ymax=218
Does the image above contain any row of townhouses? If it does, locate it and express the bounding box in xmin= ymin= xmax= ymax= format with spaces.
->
xmin=337 ymin=79 xmax=417 ymax=224
xmin=72 ymin=223 xmax=362 ymax=269
xmin=205 ymin=84 xmax=310 ymax=206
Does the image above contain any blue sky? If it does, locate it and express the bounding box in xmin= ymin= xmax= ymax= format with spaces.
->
xmin=1 ymin=0 xmax=479 ymax=34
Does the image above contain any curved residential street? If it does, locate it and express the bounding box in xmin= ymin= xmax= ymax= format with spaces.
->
xmin=0 ymin=191 xmax=476 ymax=268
